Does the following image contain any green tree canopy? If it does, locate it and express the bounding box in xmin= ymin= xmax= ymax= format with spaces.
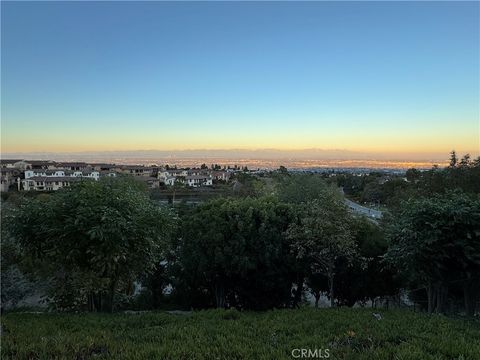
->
xmin=286 ymin=195 xmax=356 ymax=307
xmin=334 ymin=217 xmax=401 ymax=307
xmin=174 ymin=196 xmax=295 ymax=309
xmin=275 ymin=174 xmax=340 ymax=204
xmin=4 ymin=177 xmax=174 ymax=312
xmin=385 ymin=190 xmax=480 ymax=315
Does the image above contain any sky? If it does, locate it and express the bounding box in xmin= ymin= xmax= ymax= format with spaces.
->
xmin=1 ymin=1 xmax=479 ymax=159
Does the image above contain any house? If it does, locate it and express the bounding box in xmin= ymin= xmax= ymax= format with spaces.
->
xmin=25 ymin=160 xmax=57 ymax=170
xmin=159 ymin=169 xmax=188 ymax=179
xmin=163 ymin=176 xmax=176 ymax=186
xmin=0 ymin=169 xmax=21 ymax=192
xmin=187 ymin=169 xmax=207 ymax=176
xmin=1 ymin=159 xmax=37 ymax=170
xmin=22 ymin=176 xmax=89 ymax=191
xmin=56 ymin=162 xmax=89 ymax=171
xmin=25 ymin=169 xmax=66 ymax=178
xmin=0 ymin=159 xmax=23 ymax=169
xmin=118 ymin=165 xmax=155 ymax=177
xmin=91 ymin=163 xmax=117 ymax=171
xmin=22 ymin=167 xmax=100 ymax=191
xmin=158 ymin=169 xmax=188 ymax=185
xmin=211 ymin=171 xmax=231 ymax=181
xmin=185 ymin=175 xmax=212 ymax=187
xmin=100 ymin=170 xmax=117 ymax=177
xmin=25 ymin=169 xmax=100 ymax=181
xmin=71 ymin=170 xmax=100 ymax=180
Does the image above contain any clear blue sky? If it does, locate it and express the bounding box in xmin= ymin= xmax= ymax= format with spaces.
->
xmin=1 ymin=1 xmax=479 ymax=156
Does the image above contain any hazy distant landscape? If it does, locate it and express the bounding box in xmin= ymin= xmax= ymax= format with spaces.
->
xmin=2 ymin=149 xmax=455 ymax=169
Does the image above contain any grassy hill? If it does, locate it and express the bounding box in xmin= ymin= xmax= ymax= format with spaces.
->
xmin=2 ymin=308 xmax=479 ymax=360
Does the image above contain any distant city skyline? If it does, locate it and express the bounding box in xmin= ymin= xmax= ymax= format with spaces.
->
xmin=1 ymin=2 xmax=479 ymax=158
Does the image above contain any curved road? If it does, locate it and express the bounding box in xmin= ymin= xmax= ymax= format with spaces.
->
xmin=344 ymin=198 xmax=383 ymax=219
xmin=339 ymin=187 xmax=383 ymax=220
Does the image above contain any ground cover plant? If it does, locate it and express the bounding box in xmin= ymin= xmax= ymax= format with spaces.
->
xmin=2 ymin=308 xmax=479 ymax=360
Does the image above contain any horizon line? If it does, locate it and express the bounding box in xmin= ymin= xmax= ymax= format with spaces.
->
xmin=2 ymin=148 xmax=476 ymax=155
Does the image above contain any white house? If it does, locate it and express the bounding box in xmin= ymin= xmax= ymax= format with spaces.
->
xmin=164 ymin=176 xmax=176 ymax=186
xmin=25 ymin=169 xmax=66 ymax=178
xmin=71 ymin=171 xmax=100 ymax=180
xmin=159 ymin=169 xmax=188 ymax=179
xmin=185 ymin=175 xmax=212 ymax=187
xmin=25 ymin=169 xmax=100 ymax=181
xmin=22 ymin=176 xmax=88 ymax=191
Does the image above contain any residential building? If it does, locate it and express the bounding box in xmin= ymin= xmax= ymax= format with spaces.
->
xmin=118 ymin=165 xmax=156 ymax=177
xmin=185 ymin=175 xmax=213 ymax=187
xmin=25 ymin=169 xmax=100 ymax=181
xmin=164 ymin=176 xmax=176 ymax=186
xmin=211 ymin=171 xmax=231 ymax=181
xmin=25 ymin=160 xmax=57 ymax=170
xmin=91 ymin=163 xmax=117 ymax=172
xmin=0 ymin=168 xmax=21 ymax=192
xmin=0 ymin=159 xmax=23 ymax=169
xmin=56 ymin=162 xmax=89 ymax=171
xmin=22 ymin=176 xmax=89 ymax=191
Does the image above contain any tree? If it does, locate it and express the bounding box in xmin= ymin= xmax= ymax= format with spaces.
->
xmin=232 ymin=173 xmax=266 ymax=198
xmin=276 ymin=174 xmax=338 ymax=205
xmin=175 ymin=197 xmax=295 ymax=309
xmin=334 ymin=217 xmax=401 ymax=307
xmin=459 ymin=154 xmax=471 ymax=168
xmin=0 ymin=233 xmax=36 ymax=312
xmin=405 ymin=168 xmax=420 ymax=183
xmin=4 ymin=178 xmax=174 ymax=312
xmin=474 ymin=156 xmax=480 ymax=167
xmin=449 ymin=150 xmax=458 ymax=167
xmin=306 ymin=272 xmax=328 ymax=308
xmin=361 ymin=182 xmax=383 ymax=204
xmin=385 ymin=190 xmax=480 ymax=316
xmin=286 ymin=196 xmax=356 ymax=307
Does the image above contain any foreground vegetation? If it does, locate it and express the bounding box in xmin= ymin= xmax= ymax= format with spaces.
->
xmin=3 ymin=308 xmax=480 ymax=360
xmin=1 ymin=152 xmax=479 ymax=316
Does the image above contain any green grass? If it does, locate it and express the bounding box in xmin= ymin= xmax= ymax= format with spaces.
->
xmin=2 ymin=308 xmax=479 ymax=359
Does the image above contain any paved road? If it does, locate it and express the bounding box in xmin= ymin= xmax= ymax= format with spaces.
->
xmin=339 ymin=187 xmax=383 ymax=220
xmin=344 ymin=198 xmax=383 ymax=219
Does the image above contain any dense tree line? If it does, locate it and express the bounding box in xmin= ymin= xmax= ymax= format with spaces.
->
xmin=2 ymin=178 xmax=174 ymax=312
xmin=336 ymin=152 xmax=480 ymax=208
xmin=385 ymin=191 xmax=480 ymax=316
xmin=2 ymin=153 xmax=479 ymax=316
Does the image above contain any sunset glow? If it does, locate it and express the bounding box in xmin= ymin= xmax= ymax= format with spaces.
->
xmin=1 ymin=2 xmax=479 ymax=160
